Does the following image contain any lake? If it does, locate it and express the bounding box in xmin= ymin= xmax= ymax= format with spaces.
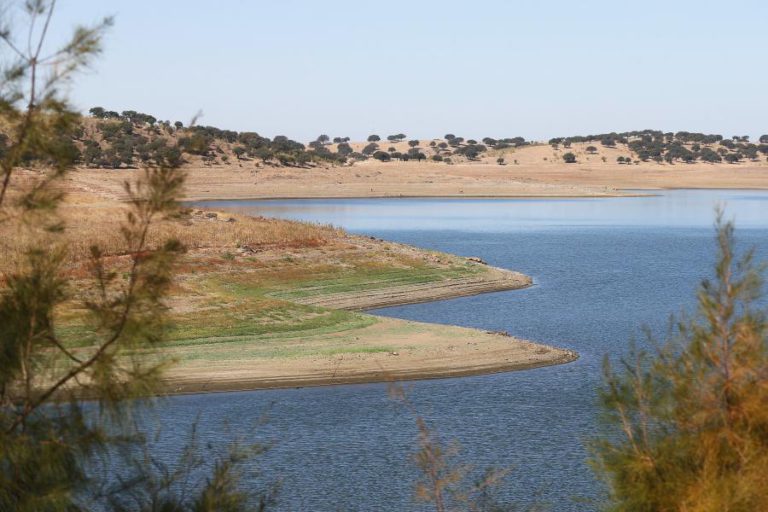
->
xmin=165 ymin=190 xmax=768 ymax=511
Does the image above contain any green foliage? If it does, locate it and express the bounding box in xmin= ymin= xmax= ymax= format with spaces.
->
xmin=0 ymin=3 xmax=263 ymax=509
xmin=592 ymin=217 xmax=768 ymax=511
xmin=562 ymin=152 xmax=576 ymax=163
xmin=549 ymin=130 xmax=753 ymax=164
xmin=362 ymin=142 xmax=379 ymax=155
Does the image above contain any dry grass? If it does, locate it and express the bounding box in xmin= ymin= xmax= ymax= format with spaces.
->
xmin=0 ymin=171 xmax=344 ymax=272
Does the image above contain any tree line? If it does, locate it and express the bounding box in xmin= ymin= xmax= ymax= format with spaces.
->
xmin=551 ymin=130 xmax=768 ymax=164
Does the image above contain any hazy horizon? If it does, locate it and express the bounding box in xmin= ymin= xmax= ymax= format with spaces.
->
xmin=39 ymin=0 xmax=768 ymax=142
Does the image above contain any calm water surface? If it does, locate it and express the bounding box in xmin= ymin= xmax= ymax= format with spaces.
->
xmin=168 ymin=190 xmax=768 ymax=511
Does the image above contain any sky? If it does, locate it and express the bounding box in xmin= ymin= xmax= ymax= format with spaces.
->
xmin=23 ymin=0 xmax=768 ymax=142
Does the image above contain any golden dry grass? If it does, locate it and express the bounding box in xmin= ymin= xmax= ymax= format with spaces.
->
xmin=0 ymin=171 xmax=344 ymax=272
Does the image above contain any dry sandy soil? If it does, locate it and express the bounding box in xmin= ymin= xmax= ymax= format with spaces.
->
xmin=163 ymin=317 xmax=577 ymax=394
xmin=68 ymin=141 xmax=768 ymax=202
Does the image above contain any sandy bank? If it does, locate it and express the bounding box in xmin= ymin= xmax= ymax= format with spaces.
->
xmin=287 ymin=265 xmax=531 ymax=310
xmin=161 ymin=317 xmax=578 ymax=394
xmin=67 ymin=160 xmax=768 ymax=205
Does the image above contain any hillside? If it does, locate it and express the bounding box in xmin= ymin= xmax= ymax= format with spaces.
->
xmin=9 ymin=107 xmax=768 ymax=173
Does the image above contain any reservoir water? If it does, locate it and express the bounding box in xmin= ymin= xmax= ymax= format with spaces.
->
xmin=168 ymin=190 xmax=768 ymax=511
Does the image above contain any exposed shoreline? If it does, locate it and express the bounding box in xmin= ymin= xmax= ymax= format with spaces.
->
xmin=157 ymin=264 xmax=578 ymax=395
xmin=162 ymin=349 xmax=579 ymax=395
xmin=60 ymin=167 xmax=767 ymax=397
xmin=289 ymin=264 xmax=533 ymax=311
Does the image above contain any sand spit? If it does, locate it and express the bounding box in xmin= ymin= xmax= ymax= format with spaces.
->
xmin=162 ymin=317 xmax=578 ymax=394
xmin=289 ymin=265 xmax=531 ymax=310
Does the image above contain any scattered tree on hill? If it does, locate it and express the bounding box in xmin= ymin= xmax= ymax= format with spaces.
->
xmin=563 ymin=152 xmax=577 ymax=163
xmin=316 ymin=134 xmax=330 ymax=144
xmin=586 ymin=146 xmax=598 ymax=154
xmin=497 ymin=157 xmax=505 ymax=165
xmin=408 ymin=140 xmax=420 ymax=148
xmin=362 ymin=142 xmax=379 ymax=155
xmin=336 ymin=142 xmax=353 ymax=156
xmin=373 ymin=151 xmax=391 ymax=161
xmin=367 ymin=134 xmax=381 ymax=142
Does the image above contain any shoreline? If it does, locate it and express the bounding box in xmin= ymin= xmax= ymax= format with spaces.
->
xmin=289 ymin=265 xmax=533 ymax=311
xmin=183 ymin=185 xmax=768 ymax=202
xmin=161 ymin=348 xmax=579 ymax=395
xmin=157 ymin=266 xmax=574 ymax=396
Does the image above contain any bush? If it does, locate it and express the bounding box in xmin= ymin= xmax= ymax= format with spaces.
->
xmin=592 ymin=219 xmax=768 ymax=511
xmin=563 ymin=152 xmax=577 ymax=163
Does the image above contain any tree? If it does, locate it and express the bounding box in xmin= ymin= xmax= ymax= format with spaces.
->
xmin=586 ymin=146 xmax=598 ymax=154
xmin=760 ymin=135 xmax=768 ymax=144
xmin=367 ymin=134 xmax=380 ymax=142
xmin=0 ymin=6 xmax=266 ymax=506
xmin=89 ymin=106 xmax=106 ymax=118
xmin=372 ymin=150 xmax=391 ymax=161
xmin=592 ymin=218 xmax=768 ymax=511
xmin=233 ymin=146 xmax=246 ymax=160
xmin=562 ymin=152 xmax=577 ymax=163
xmin=362 ymin=142 xmax=379 ymax=155
xmin=408 ymin=139 xmax=420 ymax=148
xmin=496 ymin=157 xmax=505 ymax=165
xmin=316 ymin=134 xmax=330 ymax=144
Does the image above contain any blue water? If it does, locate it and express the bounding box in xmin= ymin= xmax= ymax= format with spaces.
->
xmin=168 ymin=190 xmax=768 ymax=511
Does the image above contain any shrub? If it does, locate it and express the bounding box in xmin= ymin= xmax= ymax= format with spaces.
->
xmin=592 ymin=219 xmax=768 ymax=511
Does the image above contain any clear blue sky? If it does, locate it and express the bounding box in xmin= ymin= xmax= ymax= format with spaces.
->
xmin=41 ymin=0 xmax=768 ymax=142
